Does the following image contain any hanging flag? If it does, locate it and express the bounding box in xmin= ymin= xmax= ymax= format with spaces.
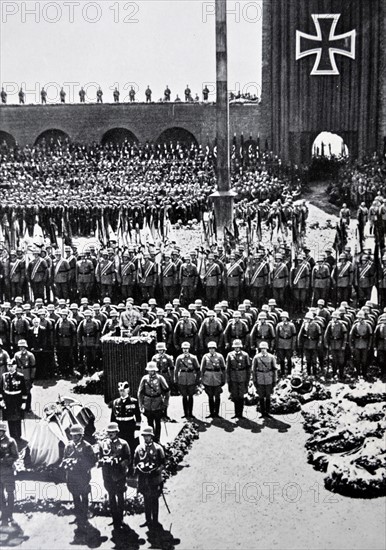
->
xmin=33 ymin=216 xmax=45 ymax=249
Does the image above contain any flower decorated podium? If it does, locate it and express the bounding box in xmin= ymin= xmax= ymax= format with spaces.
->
xmin=101 ymin=332 xmax=157 ymax=404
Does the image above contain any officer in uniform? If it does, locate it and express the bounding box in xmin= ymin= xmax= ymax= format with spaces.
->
xmin=55 ymin=308 xmax=77 ymax=375
xmin=159 ymin=252 xmax=177 ymax=303
xmin=139 ymin=253 xmax=157 ymax=301
xmin=226 ymin=339 xmax=251 ymax=419
xmin=117 ymin=251 xmax=137 ymax=301
xmin=271 ymin=253 xmax=289 ymax=307
xmin=151 ymin=343 xmax=174 ymax=420
xmin=0 ymin=421 xmax=19 ymax=527
xmin=95 ymin=250 xmax=115 ymax=299
xmin=14 ymin=340 xmax=36 ymax=412
xmin=202 ymin=254 xmax=222 ymax=308
xmin=137 ymin=362 xmax=170 ymax=442
xmin=110 ymin=382 xmax=141 ymax=458
xmin=173 ymin=311 xmax=198 ymax=354
xmin=290 ymin=253 xmax=311 ymax=313
xmin=252 ymin=341 xmax=278 ymax=417
xmin=349 ymin=311 xmax=373 ymax=378
xmin=355 ymin=253 xmax=376 ymax=307
xmin=51 ymin=249 xmax=71 ymax=300
xmin=250 ymin=312 xmax=276 ymax=354
xmin=324 ymin=311 xmax=348 ymax=379
xmin=27 ymin=250 xmax=49 ymax=301
xmin=0 ymin=359 xmax=27 ymax=440
xmin=76 ymin=252 xmax=95 ymax=301
xmin=8 ymin=250 xmax=26 ymax=302
xmin=77 ymin=310 xmax=100 ymax=374
xmin=98 ymin=422 xmax=131 ymax=530
xmin=311 ymin=255 xmax=331 ymax=305
xmin=198 ymin=310 xmax=223 ymax=354
xmin=200 ymin=342 xmax=226 ymax=418
xmin=174 ymin=341 xmax=200 ymax=419
xmin=62 ymin=425 xmax=96 ymax=531
xmin=246 ymin=251 xmax=269 ymax=307
xmin=223 ymin=311 xmax=249 ymax=351
xmin=179 ymin=256 xmax=199 ymax=307
xmin=225 ymin=253 xmax=244 ymax=309
xmin=297 ymin=312 xmax=322 ymax=375
xmin=332 ymin=253 xmax=353 ymax=304
xmin=134 ymin=426 xmax=165 ymax=529
xmin=275 ymin=311 xmax=297 ymax=376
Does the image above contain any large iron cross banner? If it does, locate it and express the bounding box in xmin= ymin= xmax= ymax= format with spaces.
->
xmin=296 ymin=14 xmax=356 ymax=75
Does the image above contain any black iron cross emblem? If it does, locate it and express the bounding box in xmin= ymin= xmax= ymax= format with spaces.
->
xmin=296 ymin=14 xmax=356 ymax=75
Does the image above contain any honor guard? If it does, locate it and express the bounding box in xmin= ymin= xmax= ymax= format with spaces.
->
xmin=226 ymin=339 xmax=251 ymax=419
xmin=250 ymin=312 xmax=276 ymax=353
xmin=8 ymin=250 xmax=26 ymax=302
xmin=179 ymin=256 xmax=199 ymax=307
xmin=349 ymin=311 xmax=373 ymax=378
xmin=324 ymin=311 xmax=348 ymax=379
xmin=173 ymin=311 xmax=198 ymax=353
xmin=139 ymin=253 xmax=157 ymax=301
xmin=110 ymin=382 xmax=141 ymax=457
xmin=271 ymin=253 xmax=289 ymax=307
xmin=96 ymin=250 xmax=116 ymax=299
xmin=246 ymin=251 xmax=269 ymax=306
xmin=252 ymin=341 xmax=278 ymax=417
xmin=311 ymin=255 xmax=331 ymax=305
xmin=225 ymin=253 xmax=244 ymax=309
xmin=51 ymin=249 xmax=71 ymax=300
xmin=117 ymin=251 xmax=137 ymax=300
xmin=202 ymin=254 xmax=222 ymax=308
xmin=198 ymin=310 xmax=223 ymax=352
xmin=223 ymin=311 xmax=249 ymax=350
xmin=200 ymin=342 xmax=226 ymax=418
xmin=98 ymin=422 xmax=131 ymax=530
xmin=355 ymin=253 xmax=376 ymax=307
xmin=27 ymin=250 xmax=49 ymax=301
xmin=76 ymin=252 xmax=95 ymax=301
xmin=290 ymin=253 xmax=311 ymax=313
xmin=137 ymin=362 xmax=170 ymax=442
xmin=0 ymin=359 xmax=27 ymax=440
xmin=77 ymin=310 xmax=100 ymax=374
xmin=14 ymin=340 xmax=35 ymax=412
xmin=55 ymin=309 xmax=77 ymax=375
xmin=134 ymin=426 xmax=165 ymax=529
xmin=275 ymin=311 xmax=297 ymax=376
xmin=297 ymin=312 xmax=323 ymax=376
xmin=332 ymin=253 xmax=353 ymax=304
xmin=174 ymin=342 xmax=200 ymax=419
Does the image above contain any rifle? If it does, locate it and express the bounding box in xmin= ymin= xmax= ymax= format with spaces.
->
xmin=161 ymin=488 xmax=171 ymax=514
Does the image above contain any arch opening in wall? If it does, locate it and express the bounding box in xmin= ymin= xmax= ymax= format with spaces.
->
xmin=0 ymin=131 xmax=17 ymax=149
xmin=312 ymin=132 xmax=349 ymax=158
xmin=156 ymin=127 xmax=198 ymax=147
xmin=101 ymin=128 xmax=139 ymax=146
xmin=35 ymin=129 xmax=70 ymax=146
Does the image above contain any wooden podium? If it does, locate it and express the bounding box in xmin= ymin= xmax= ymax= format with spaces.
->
xmin=101 ymin=335 xmax=156 ymax=403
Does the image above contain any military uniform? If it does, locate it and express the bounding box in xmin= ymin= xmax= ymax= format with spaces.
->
xmin=55 ymin=315 xmax=77 ymax=374
xmin=51 ymin=256 xmax=71 ymax=300
xmin=355 ymin=258 xmax=376 ymax=307
xmin=96 ymin=256 xmax=116 ymax=299
xmin=139 ymin=257 xmax=157 ymax=301
xmin=275 ymin=317 xmax=297 ymax=375
xmin=98 ymin=432 xmax=131 ymax=528
xmin=200 ymin=350 xmax=226 ymax=417
xmin=173 ymin=316 xmax=198 ymax=353
xmin=174 ymin=350 xmax=200 ymax=417
xmin=250 ymin=318 xmax=275 ymax=353
xmin=223 ymin=316 xmax=249 ymax=350
xmin=297 ymin=317 xmax=322 ymax=375
xmin=332 ymin=258 xmax=353 ymax=304
xmin=252 ymin=349 xmax=278 ymax=416
xmin=271 ymin=260 xmax=289 ymax=307
xmin=349 ymin=319 xmax=372 ymax=377
xmin=311 ymin=261 xmax=331 ymax=304
xmin=226 ymin=346 xmax=251 ymax=418
xmin=198 ymin=315 xmax=223 ymax=352
xmin=179 ymin=261 xmax=199 ymax=306
xmin=0 ymin=429 xmax=19 ymax=525
xmin=202 ymin=259 xmax=222 ymax=308
xmin=14 ymin=348 xmax=36 ymax=412
xmin=110 ymin=396 xmax=141 ymax=456
xmin=374 ymin=320 xmax=386 ymax=377
xmin=137 ymin=372 xmax=170 ymax=442
xmin=76 ymin=257 xmax=95 ymax=300
xmin=27 ymin=255 xmax=49 ymax=301
xmin=225 ymin=259 xmax=244 ymax=309
xmin=0 ymin=370 xmax=27 ymax=439
xmin=246 ymin=256 xmax=269 ymax=306
xmin=9 ymin=254 xmax=26 ymax=301
xmin=77 ymin=316 xmax=100 ymax=374
xmin=290 ymin=259 xmax=310 ymax=313
xmin=324 ymin=315 xmax=348 ymax=378
xmin=117 ymin=255 xmax=137 ymax=300
xmin=160 ymin=257 xmax=178 ymax=303
xmin=378 ymin=261 xmax=386 ymax=308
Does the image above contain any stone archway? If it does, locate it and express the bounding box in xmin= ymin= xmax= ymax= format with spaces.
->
xmin=0 ymin=131 xmax=16 ymax=149
xmin=35 ymin=129 xmax=70 ymax=146
xmin=156 ymin=127 xmax=198 ymax=147
xmin=101 ymin=128 xmax=139 ymax=146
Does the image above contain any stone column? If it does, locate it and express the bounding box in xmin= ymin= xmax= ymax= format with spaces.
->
xmin=210 ymin=0 xmax=236 ymax=241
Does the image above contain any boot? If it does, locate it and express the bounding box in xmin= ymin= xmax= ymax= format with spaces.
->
xmin=206 ymin=396 xmax=214 ymax=418
xmin=265 ymin=397 xmax=271 ymax=417
xmin=213 ymin=397 xmax=221 ymax=418
xmin=259 ymin=398 xmax=266 ymax=417
xmin=182 ymin=397 xmax=188 ymax=418
xmin=188 ymin=396 xmax=194 ymax=418
xmin=238 ymin=399 xmax=244 ymax=418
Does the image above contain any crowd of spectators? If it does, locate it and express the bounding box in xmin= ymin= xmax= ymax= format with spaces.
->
xmin=328 ymin=154 xmax=386 ymax=208
xmin=0 ymin=138 xmax=303 ymax=238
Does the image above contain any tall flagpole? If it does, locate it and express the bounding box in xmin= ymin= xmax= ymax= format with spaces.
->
xmin=210 ymin=0 xmax=236 ymax=241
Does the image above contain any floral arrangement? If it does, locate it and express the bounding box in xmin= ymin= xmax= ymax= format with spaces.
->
xmin=72 ymin=371 xmax=104 ymax=395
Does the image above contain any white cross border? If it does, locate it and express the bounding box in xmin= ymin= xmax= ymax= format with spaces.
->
xmin=295 ymin=14 xmax=356 ymax=76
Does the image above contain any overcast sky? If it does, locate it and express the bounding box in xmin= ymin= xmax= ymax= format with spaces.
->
xmin=1 ymin=0 xmax=263 ymax=103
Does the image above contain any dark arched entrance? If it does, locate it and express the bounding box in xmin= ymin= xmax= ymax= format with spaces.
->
xmin=35 ymin=129 xmax=70 ymax=146
xmin=157 ymin=127 xmax=198 ymax=147
xmin=101 ymin=128 xmax=139 ymax=146
xmin=0 ymin=131 xmax=16 ymax=149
